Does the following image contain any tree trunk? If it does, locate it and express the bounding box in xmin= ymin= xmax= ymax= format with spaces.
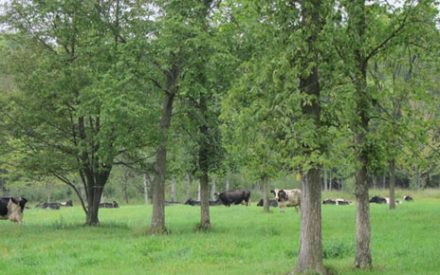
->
xmin=171 ymin=177 xmax=177 ymax=202
xmin=198 ymin=94 xmax=211 ymax=230
xmin=143 ymin=173 xmax=149 ymax=205
xmin=225 ymin=178 xmax=230 ymax=191
xmin=296 ymin=168 xmax=325 ymax=274
xmin=211 ymin=178 xmax=216 ymax=201
xmin=185 ymin=173 xmax=192 ymax=199
xmin=294 ymin=1 xmax=325 ymax=273
xmin=389 ymin=159 xmax=396 ymax=209
xmin=262 ymin=176 xmax=270 ymax=213
xmin=150 ymin=73 xmax=177 ymax=233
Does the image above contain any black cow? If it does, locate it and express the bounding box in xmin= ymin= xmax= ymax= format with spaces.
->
xmin=36 ymin=202 xmax=61 ymax=209
xmin=0 ymin=197 xmax=28 ymax=223
xmin=215 ymin=190 xmax=251 ymax=207
xmin=184 ymin=198 xmax=222 ymax=206
xmin=403 ymin=195 xmax=414 ymax=201
xmin=257 ymin=199 xmax=278 ymax=207
xmin=99 ymin=201 xmax=119 ymax=208
xmin=369 ymin=196 xmax=387 ymax=204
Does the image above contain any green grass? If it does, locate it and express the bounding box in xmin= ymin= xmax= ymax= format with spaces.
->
xmin=1 ymin=190 xmax=439 ymax=274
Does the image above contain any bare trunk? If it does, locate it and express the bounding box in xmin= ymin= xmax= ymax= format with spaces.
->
xmin=296 ymin=168 xmax=325 ymax=274
xmin=143 ymin=173 xmax=149 ymax=205
xmin=197 ymin=184 xmax=201 ymax=201
xmin=389 ymin=159 xmax=396 ymax=209
xmin=150 ymin=74 xmax=177 ymax=233
xmin=262 ymin=176 xmax=270 ymax=213
xmin=211 ymin=178 xmax=216 ymax=200
xmin=225 ymin=178 xmax=230 ymax=191
xmin=198 ymin=94 xmax=211 ymax=230
xmin=171 ymin=177 xmax=177 ymax=202
xmin=185 ymin=173 xmax=192 ymax=199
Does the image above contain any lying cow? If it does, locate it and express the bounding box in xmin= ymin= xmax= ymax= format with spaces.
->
xmin=60 ymin=200 xmax=73 ymax=207
xmin=184 ymin=198 xmax=221 ymax=206
xmin=271 ymin=189 xmax=301 ymax=211
xmin=403 ymin=195 xmax=413 ymax=201
xmin=0 ymin=197 xmax=28 ymax=223
xmin=323 ymin=198 xmax=351 ymax=205
xmin=215 ymin=190 xmax=251 ymax=207
xmin=99 ymin=201 xmax=119 ymax=208
xmin=256 ymin=199 xmax=278 ymax=207
xmin=369 ymin=196 xmax=387 ymax=204
xmin=36 ymin=202 xmax=61 ymax=210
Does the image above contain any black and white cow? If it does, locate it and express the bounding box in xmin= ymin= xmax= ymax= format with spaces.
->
xmin=323 ymin=198 xmax=351 ymax=205
xmin=60 ymin=200 xmax=73 ymax=207
xmin=36 ymin=202 xmax=61 ymax=209
xmin=271 ymin=189 xmax=301 ymax=211
xmin=215 ymin=190 xmax=251 ymax=207
xmin=256 ymin=199 xmax=278 ymax=207
xmin=99 ymin=201 xmax=119 ymax=208
xmin=0 ymin=197 xmax=28 ymax=223
xmin=369 ymin=196 xmax=387 ymax=204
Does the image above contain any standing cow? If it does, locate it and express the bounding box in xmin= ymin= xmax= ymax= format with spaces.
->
xmin=271 ymin=189 xmax=301 ymax=211
xmin=215 ymin=190 xmax=251 ymax=207
xmin=0 ymin=197 xmax=28 ymax=223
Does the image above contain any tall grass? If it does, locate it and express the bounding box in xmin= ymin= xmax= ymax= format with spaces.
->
xmin=0 ymin=190 xmax=439 ymax=274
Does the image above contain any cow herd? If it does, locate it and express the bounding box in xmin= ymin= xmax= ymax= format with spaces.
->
xmin=0 ymin=190 xmax=415 ymax=223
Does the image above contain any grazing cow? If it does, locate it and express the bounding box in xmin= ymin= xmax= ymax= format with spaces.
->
xmin=385 ymin=197 xmax=400 ymax=205
xmin=0 ymin=197 xmax=28 ymax=223
xmin=99 ymin=201 xmax=119 ymax=208
xmin=323 ymin=198 xmax=351 ymax=205
xmin=403 ymin=195 xmax=413 ymax=201
xmin=369 ymin=196 xmax=387 ymax=204
xmin=36 ymin=202 xmax=61 ymax=209
xmin=271 ymin=189 xmax=301 ymax=211
xmin=256 ymin=199 xmax=278 ymax=207
xmin=215 ymin=190 xmax=251 ymax=207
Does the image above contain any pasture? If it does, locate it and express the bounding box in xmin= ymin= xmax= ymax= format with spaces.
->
xmin=1 ymin=190 xmax=440 ymax=275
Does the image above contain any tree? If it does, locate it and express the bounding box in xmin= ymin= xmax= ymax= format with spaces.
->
xmin=0 ymin=0 xmax=153 ymax=225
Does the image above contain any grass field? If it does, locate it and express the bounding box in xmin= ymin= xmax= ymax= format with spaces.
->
xmin=1 ymin=189 xmax=439 ymax=275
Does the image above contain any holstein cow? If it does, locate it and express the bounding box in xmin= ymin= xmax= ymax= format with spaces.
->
xmin=369 ymin=196 xmax=387 ymax=204
xmin=271 ymin=189 xmax=301 ymax=212
xmin=403 ymin=195 xmax=414 ymax=201
xmin=256 ymin=199 xmax=278 ymax=207
xmin=0 ymin=197 xmax=28 ymax=223
xmin=215 ymin=190 xmax=251 ymax=207
xmin=99 ymin=201 xmax=119 ymax=208
xmin=323 ymin=198 xmax=351 ymax=205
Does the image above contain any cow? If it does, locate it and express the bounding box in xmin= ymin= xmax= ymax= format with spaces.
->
xmin=215 ymin=190 xmax=251 ymax=207
xmin=36 ymin=202 xmax=61 ymax=209
xmin=59 ymin=200 xmax=73 ymax=207
xmin=369 ymin=196 xmax=387 ymax=204
xmin=385 ymin=197 xmax=400 ymax=205
xmin=323 ymin=198 xmax=351 ymax=205
xmin=271 ymin=188 xmax=301 ymax=211
xmin=256 ymin=199 xmax=278 ymax=207
xmin=0 ymin=197 xmax=28 ymax=223
xmin=184 ymin=198 xmax=222 ymax=206
xmin=99 ymin=201 xmax=119 ymax=208
xmin=403 ymin=195 xmax=413 ymax=201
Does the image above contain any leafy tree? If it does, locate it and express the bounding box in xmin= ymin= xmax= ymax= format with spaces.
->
xmin=0 ymin=0 xmax=154 ymax=225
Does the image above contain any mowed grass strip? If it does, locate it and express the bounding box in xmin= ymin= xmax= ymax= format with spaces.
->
xmin=1 ymin=190 xmax=439 ymax=275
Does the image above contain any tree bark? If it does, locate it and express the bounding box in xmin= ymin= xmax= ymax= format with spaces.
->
xmin=389 ymin=159 xmax=396 ymax=209
xmin=295 ymin=1 xmax=325 ymax=272
xmin=143 ymin=172 xmax=149 ymax=205
xmin=150 ymin=64 xmax=178 ymax=233
xmin=171 ymin=177 xmax=177 ymax=202
xmin=198 ymin=94 xmax=211 ymax=230
xmin=262 ymin=176 xmax=270 ymax=213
